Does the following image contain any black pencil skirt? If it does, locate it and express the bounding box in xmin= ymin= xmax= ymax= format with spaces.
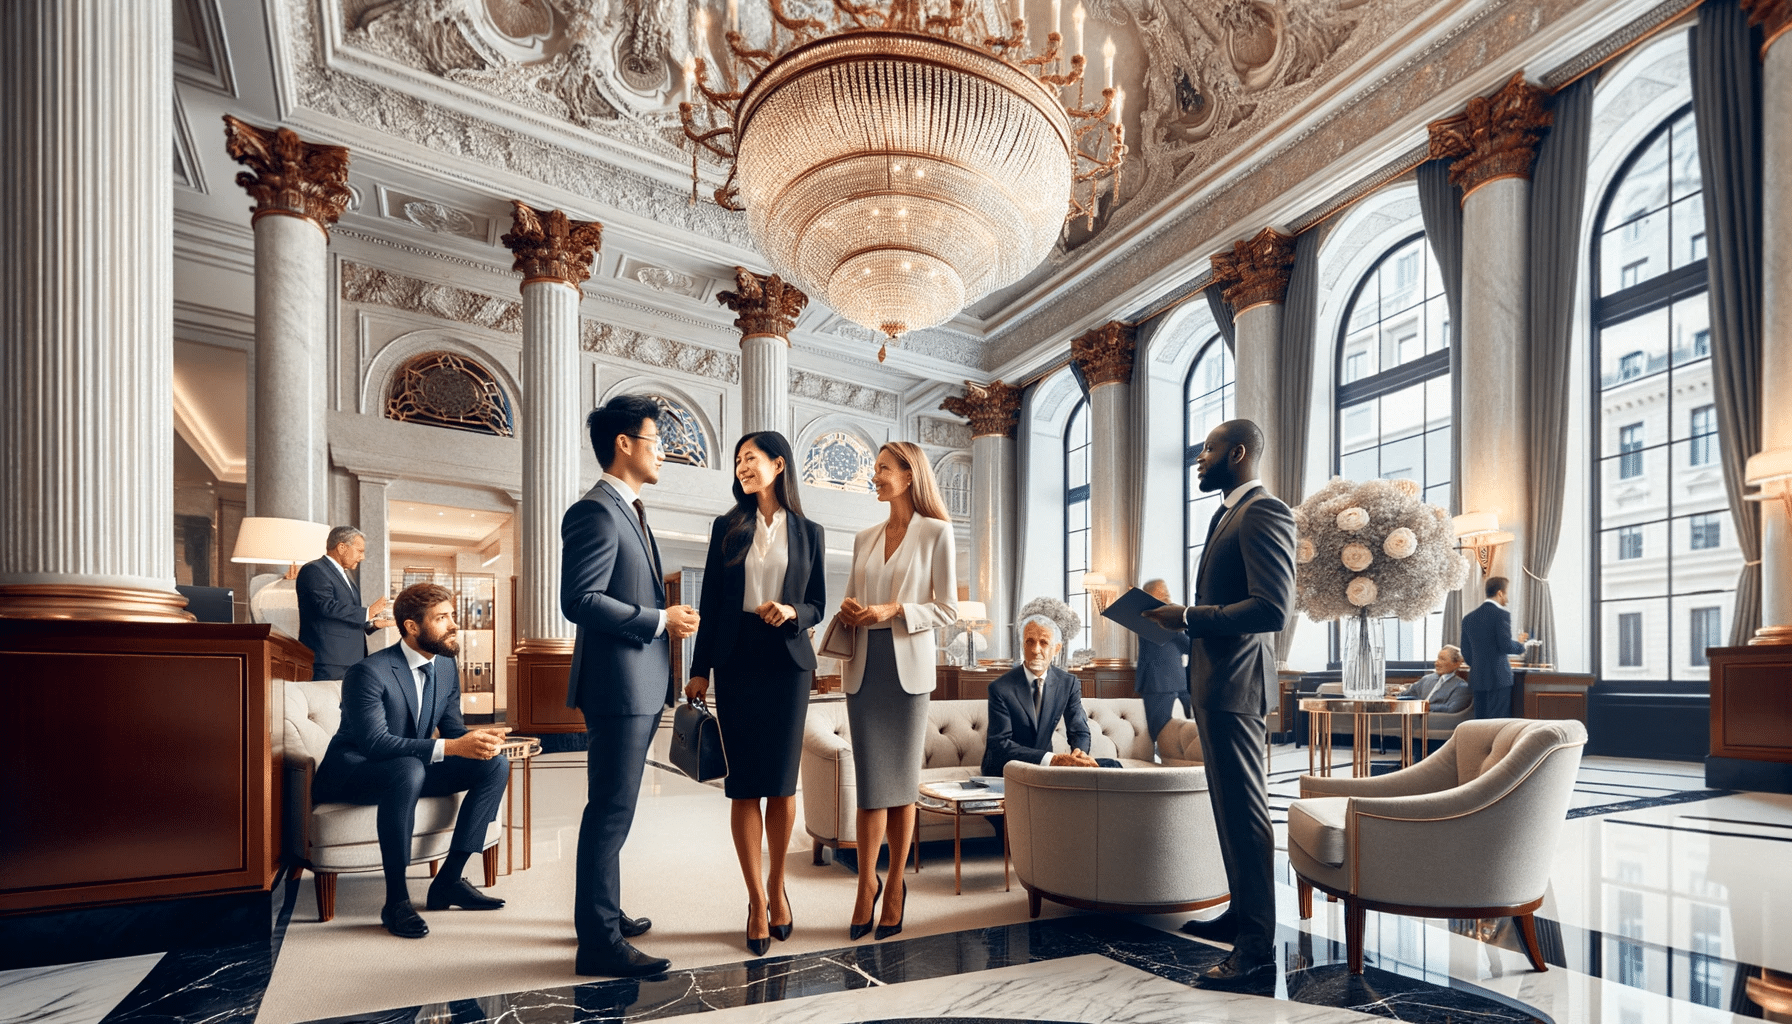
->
xmin=712 ymin=612 xmax=812 ymax=800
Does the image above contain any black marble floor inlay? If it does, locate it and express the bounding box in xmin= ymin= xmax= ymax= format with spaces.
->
xmin=1565 ymin=788 xmax=1731 ymax=818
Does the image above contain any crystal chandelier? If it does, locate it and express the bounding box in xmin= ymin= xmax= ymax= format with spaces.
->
xmin=680 ymin=0 xmax=1127 ymax=359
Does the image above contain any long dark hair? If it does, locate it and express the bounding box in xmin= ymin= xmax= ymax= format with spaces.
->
xmin=722 ymin=431 xmax=804 ymax=565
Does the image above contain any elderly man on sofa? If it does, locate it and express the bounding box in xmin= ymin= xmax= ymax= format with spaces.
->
xmin=982 ymin=615 xmax=1111 ymax=776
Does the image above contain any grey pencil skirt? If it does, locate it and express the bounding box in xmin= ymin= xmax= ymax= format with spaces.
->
xmin=845 ymin=629 xmax=929 ymax=810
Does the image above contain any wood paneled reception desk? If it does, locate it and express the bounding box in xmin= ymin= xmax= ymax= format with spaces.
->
xmin=1706 ymin=645 xmax=1792 ymax=793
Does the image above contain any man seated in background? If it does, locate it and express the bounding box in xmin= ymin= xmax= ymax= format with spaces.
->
xmin=1400 ymin=644 xmax=1472 ymax=714
xmin=982 ymin=615 xmax=1112 ymax=776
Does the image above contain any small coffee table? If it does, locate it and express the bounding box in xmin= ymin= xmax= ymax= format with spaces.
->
xmin=917 ymin=779 xmax=1009 ymax=894
xmin=1299 ymin=698 xmax=1428 ymax=778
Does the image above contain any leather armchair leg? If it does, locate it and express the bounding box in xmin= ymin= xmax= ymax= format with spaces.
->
xmin=315 ymin=872 xmax=338 ymax=922
xmin=482 ymin=846 xmax=499 ymax=887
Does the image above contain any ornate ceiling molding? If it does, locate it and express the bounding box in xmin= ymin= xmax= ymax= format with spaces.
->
xmin=919 ymin=418 xmax=975 ymax=450
xmin=1210 ymin=228 xmax=1299 ymax=313
xmin=500 ymin=201 xmax=604 ymax=287
xmin=1426 ymin=73 xmax=1553 ymax=198
xmin=790 ymin=371 xmax=899 ymax=419
xmin=222 ymin=114 xmax=353 ymax=232
xmin=717 ymin=268 xmax=808 ymax=341
xmin=581 ymin=320 xmax=740 ymax=383
xmin=939 ymin=380 xmax=1024 ymax=440
xmin=341 ymin=260 xmax=524 ymax=334
xmin=1071 ymin=322 xmax=1136 ymax=390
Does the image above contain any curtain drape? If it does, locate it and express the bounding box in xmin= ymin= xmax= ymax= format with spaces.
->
xmin=1205 ymin=282 xmax=1237 ymax=354
xmin=1274 ymin=229 xmax=1321 ymax=662
xmin=1522 ymin=74 xmax=1597 ymax=659
xmin=1690 ymin=0 xmax=1765 ymax=645
xmin=1010 ymin=383 xmax=1036 ymax=641
xmin=1417 ymin=159 xmax=1467 ymax=648
xmin=1130 ymin=319 xmax=1166 ymax=589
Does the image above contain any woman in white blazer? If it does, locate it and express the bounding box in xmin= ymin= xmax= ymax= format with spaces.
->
xmin=833 ymin=440 xmax=957 ymax=940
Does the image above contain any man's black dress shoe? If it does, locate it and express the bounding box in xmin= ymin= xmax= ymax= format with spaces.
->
xmin=1198 ymin=950 xmax=1278 ymax=987
xmin=425 ymin=877 xmax=506 ymax=911
xmin=381 ymin=900 xmax=429 ymax=939
xmin=620 ymin=913 xmax=652 ymax=938
xmin=576 ymin=941 xmax=671 ymax=978
xmin=1179 ymin=912 xmax=1238 ymax=942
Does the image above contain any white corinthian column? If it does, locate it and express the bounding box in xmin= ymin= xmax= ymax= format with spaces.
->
xmin=718 ymin=268 xmax=809 ymax=438
xmin=941 ymin=381 xmax=1023 ymax=659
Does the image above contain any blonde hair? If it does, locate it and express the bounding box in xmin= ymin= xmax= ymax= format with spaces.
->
xmin=880 ymin=441 xmax=951 ymax=522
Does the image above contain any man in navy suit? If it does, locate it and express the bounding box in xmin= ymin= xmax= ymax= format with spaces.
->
xmin=1459 ymin=576 xmax=1528 ymax=719
xmin=982 ymin=615 xmax=1100 ymax=778
xmin=562 ymin=395 xmax=700 ymax=978
xmin=1143 ymin=419 xmax=1296 ymax=987
xmin=1135 ymin=578 xmax=1194 ymax=751
xmin=296 ymin=526 xmax=394 ymax=680
xmin=312 ymin=583 xmax=508 ymax=939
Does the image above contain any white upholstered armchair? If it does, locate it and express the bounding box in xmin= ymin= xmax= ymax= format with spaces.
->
xmin=1287 ymin=718 xmax=1586 ymax=973
xmin=282 ymin=679 xmax=502 ymax=921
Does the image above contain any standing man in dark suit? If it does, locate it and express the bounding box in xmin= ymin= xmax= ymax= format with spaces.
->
xmin=297 ymin=526 xmax=394 ymax=680
xmin=982 ymin=615 xmax=1100 ymax=777
xmin=1459 ymin=577 xmax=1528 ymax=719
xmin=1143 ymin=419 xmax=1295 ymax=986
xmin=312 ymin=582 xmax=508 ymax=939
xmin=1135 ymin=578 xmax=1194 ymax=751
xmin=562 ymin=394 xmax=700 ymax=978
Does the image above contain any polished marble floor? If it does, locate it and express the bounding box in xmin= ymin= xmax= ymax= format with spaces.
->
xmin=5 ymin=741 xmax=1787 ymax=1024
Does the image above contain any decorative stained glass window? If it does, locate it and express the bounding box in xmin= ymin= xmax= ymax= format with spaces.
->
xmin=640 ymin=394 xmax=709 ymax=467
xmin=803 ymin=431 xmax=876 ymax=494
xmin=938 ymin=455 xmax=971 ymax=518
xmin=386 ymin=352 xmax=513 ymax=436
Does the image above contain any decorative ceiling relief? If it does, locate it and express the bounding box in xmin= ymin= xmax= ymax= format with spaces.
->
xmin=580 ymin=320 xmax=741 ymax=383
xmin=618 ymin=256 xmax=707 ymax=297
xmin=342 ymin=260 xmax=525 ymax=332
xmin=789 ymin=371 xmax=898 ymax=419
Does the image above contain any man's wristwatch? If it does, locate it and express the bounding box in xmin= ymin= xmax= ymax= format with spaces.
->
xmin=363 ymin=620 xmax=379 ymax=635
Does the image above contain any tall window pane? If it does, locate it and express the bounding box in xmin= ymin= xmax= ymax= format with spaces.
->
xmin=1593 ymin=107 xmax=1734 ymax=681
xmin=1183 ymin=336 xmax=1232 ymax=601
xmin=1064 ymin=400 xmax=1092 ymax=655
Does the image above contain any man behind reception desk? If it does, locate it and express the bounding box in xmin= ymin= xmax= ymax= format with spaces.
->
xmin=297 ymin=526 xmax=395 ymax=680
xmin=1460 ymin=576 xmax=1528 ymax=720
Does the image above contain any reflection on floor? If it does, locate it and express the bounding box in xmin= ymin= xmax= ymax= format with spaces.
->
xmin=3 ymin=744 xmax=1787 ymax=1024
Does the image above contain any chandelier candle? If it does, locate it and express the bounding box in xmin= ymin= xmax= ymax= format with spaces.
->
xmin=1102 ymin=36 xmax=1114 ymax=88
xmin=1072 ymin=3 xmax=1085 ymax=61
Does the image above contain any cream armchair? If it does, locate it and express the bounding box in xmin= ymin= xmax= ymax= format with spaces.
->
xmin=1005 ymin=760 xmax=1228 ymax=917
xmin=283 ymin=679 xmax=502 ymax=921
xmin=1286 ymin=718 xmax=1586 ymax=973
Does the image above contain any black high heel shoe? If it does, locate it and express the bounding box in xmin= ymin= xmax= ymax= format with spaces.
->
xmin=849 ymin=875 xmax=883 ymax=940
xmin=746 ymin=903 xmax=771 ymax=957
xmin=874 ymin=882 xmax=908 ymax=940
xmin=770 ymin=885 xmax=793 ymax=942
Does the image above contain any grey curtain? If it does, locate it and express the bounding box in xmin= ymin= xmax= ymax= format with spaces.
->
xmin=1274 ymin=229 xmax=1321 ymax=662
xmin=1010 ymin=383 xmax=1036 ymax=629
xmin=1417 ymin=159 xmax=1467 ymax=647
xmin=1691 ymin=0 xmax=1765 ymax=645
xmin=1130 ymin=318 xmax=1167 ymax=589
xmin=1205 ymin=282 xmax=1237 ymax=353
xmin=1522 ymin=74 xmax=1597 ymax=658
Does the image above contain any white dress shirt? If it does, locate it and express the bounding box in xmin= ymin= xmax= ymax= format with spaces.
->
xmin=1223 ymin=478 xmax=1266 ymax=509
xmin=742 ymin=508 xmax=789 ymax=611
xmin=859 ymin=523 xmax=910 ymax=630
xmin=600 ymin=472 xmax=667 ymax=638
xmin=400 ymin=640 xmax=446 ymax=763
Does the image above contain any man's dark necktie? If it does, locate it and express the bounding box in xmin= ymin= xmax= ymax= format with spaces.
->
xmin=418 ymin=659 xmax=437 ymax=738
xmin=633 ymin=499 xmax=664 ymax=581
xmin=1031 ymin=677 xmax=1043 ymax=726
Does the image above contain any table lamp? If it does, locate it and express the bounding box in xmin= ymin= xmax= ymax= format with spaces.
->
xmin=232 ymin=517 xmax=330 ymax=577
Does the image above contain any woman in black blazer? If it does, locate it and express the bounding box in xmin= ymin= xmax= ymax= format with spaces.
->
xmin=685 ymin=430 xmax=826 ymax=955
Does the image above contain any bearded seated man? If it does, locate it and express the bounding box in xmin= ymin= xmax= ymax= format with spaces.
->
xmin=312 ymin=582 xmax=510 ymax=939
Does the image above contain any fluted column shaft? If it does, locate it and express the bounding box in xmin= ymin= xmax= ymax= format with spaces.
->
xmin=519 ymin=279 xmax=582 ymax=643
xmin=740 ymin=334 xmax=789 ymax=436
xmin=0 ymin=1 xmax=185 ymax=619
xmin=252 ymin=215 xmax=330 ymax=521
xmin=1758 ymin=29 xmax=1792 ymax=634
xmin=1087 ymin=382 xmax=1133 ymax=661
xmin=1232 ymin=303 xmax=1285 ymax=491
xmin=356 ymin=474 xmax=394 ymax=615
xmin=971 ymin=433 xmax=1016 ymax=660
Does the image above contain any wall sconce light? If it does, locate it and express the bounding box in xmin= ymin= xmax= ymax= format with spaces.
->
xmin=1452 ymin=511 xmax=1514 ymax=576
xmin=1080 ymin=571 xmax=1120 ymax=613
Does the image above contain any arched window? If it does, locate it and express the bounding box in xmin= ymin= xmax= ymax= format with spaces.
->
xmin=386 ymin=352 xmax=513 ymax=436
xmin=1183 ymin=334 xmax=1232 ymax=599
xmin=1591 ymin=106 xmax=1729 ymax=682
xmin=1334 ymin=233 xmax=1453 ymax=660
xmin=1063 ymin=399 xmax=1092 ymax=654
xmin=641 ymin=393 xmax=709 ymax=467
xmin=936 ymin=453 xmax=972 ymax=519
xmin=803 ymin=430 xmax=876 ymax=494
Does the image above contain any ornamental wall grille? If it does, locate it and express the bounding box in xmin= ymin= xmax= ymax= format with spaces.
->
xmin=641 ymin=393 xmax=709 ymax=468
xmin=386 ymin=351 xmax=514 ymax=436
xmin=803 ymin=431 xmax=876 ymax=495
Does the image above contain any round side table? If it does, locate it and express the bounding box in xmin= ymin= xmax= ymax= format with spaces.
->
xmin=1298 ymin=698 xmax=1428 ymax=777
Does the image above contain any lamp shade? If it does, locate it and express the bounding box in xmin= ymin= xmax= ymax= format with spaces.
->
xmin=1080 ymin=571 xmax=1110 ymax=590
xmin=232 ymin=517 xmax=329 ymax=564
xmin=1746 ymin=446 xmax=1792 ymax=487
xmin=957 ymin=601 xmax=989 ymax=623
xmin=1451 ymin=511 xmax=1499 ymax=539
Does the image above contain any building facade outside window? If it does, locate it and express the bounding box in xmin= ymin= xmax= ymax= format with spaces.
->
xmin=1183 ymin=335 xmax=1232 ymax=602
xmin=1064 ymin=399 xmax=1092 ymax=655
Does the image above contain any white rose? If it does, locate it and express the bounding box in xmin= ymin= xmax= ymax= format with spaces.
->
xmin=1393 ymin=479 xmax=1421 ymax=498
xmin=1291 ymin=508 xmax=1309 ymax=532
xmin=1346 ymin=577 xmax=1379 ymax=607
xmin=1340 ymin=543 xmax=1374 ymax=572
xmin=1336 ymin=507 xmax=1370 ymax=532
xmin=1296 ymin=538 xmax=1316 ymax=564
xmin=1383 ymin=527 xmax=1418 ymax=560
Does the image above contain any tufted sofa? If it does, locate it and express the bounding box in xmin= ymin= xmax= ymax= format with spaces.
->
xmin=283 ymin=679 xmax=502 ymax=921
xmin=801 ymin=697 xmax=1203 ymax=862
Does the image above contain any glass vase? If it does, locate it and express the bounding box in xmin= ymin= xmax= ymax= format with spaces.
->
xmin=1341 ymin=613 xmax=1385 ymax=700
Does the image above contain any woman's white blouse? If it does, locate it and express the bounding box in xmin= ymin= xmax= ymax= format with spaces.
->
xmin=741 ymin=508 xmax=789 ymax=611
xmin=856 ymin=522 xmax=909 ymax=630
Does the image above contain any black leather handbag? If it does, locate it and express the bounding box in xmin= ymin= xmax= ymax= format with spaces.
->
xmin=670 ymin=696 xmax=728 ymax=782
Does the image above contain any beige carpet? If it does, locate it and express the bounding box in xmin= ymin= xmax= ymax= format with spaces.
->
xmin=255 ymin=751 xmax=1083 ymax=1024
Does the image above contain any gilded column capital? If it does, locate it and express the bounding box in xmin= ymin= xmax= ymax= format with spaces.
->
xmin=1210 ymin=227 xmax=1298 ymax=313
xmin=1426 ymin=73 xmax=1553 ymax=199
xmin=222 ymin=115 xmax=352 ymax=232
xmin=1743 ymin=0 xmax=1792 ymax=54
xmin=1070 ymin=322 xmax=1136 ymax=389
xmin=501 ymin=202 xmax=604 ymax=288
xmin=940 ymin=380 xmax=1023 ymax=439
xmin=716 ymin=267 xmax=809 ymax=341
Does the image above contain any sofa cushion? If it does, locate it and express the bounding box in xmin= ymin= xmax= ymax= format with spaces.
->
xmin=285 ymin=679 xmax=343 ymax=768
xmin=923 ymin=702 xmax=989 ymax=769
xmin=1287 ymin=797 xmax=1349 ymax=867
